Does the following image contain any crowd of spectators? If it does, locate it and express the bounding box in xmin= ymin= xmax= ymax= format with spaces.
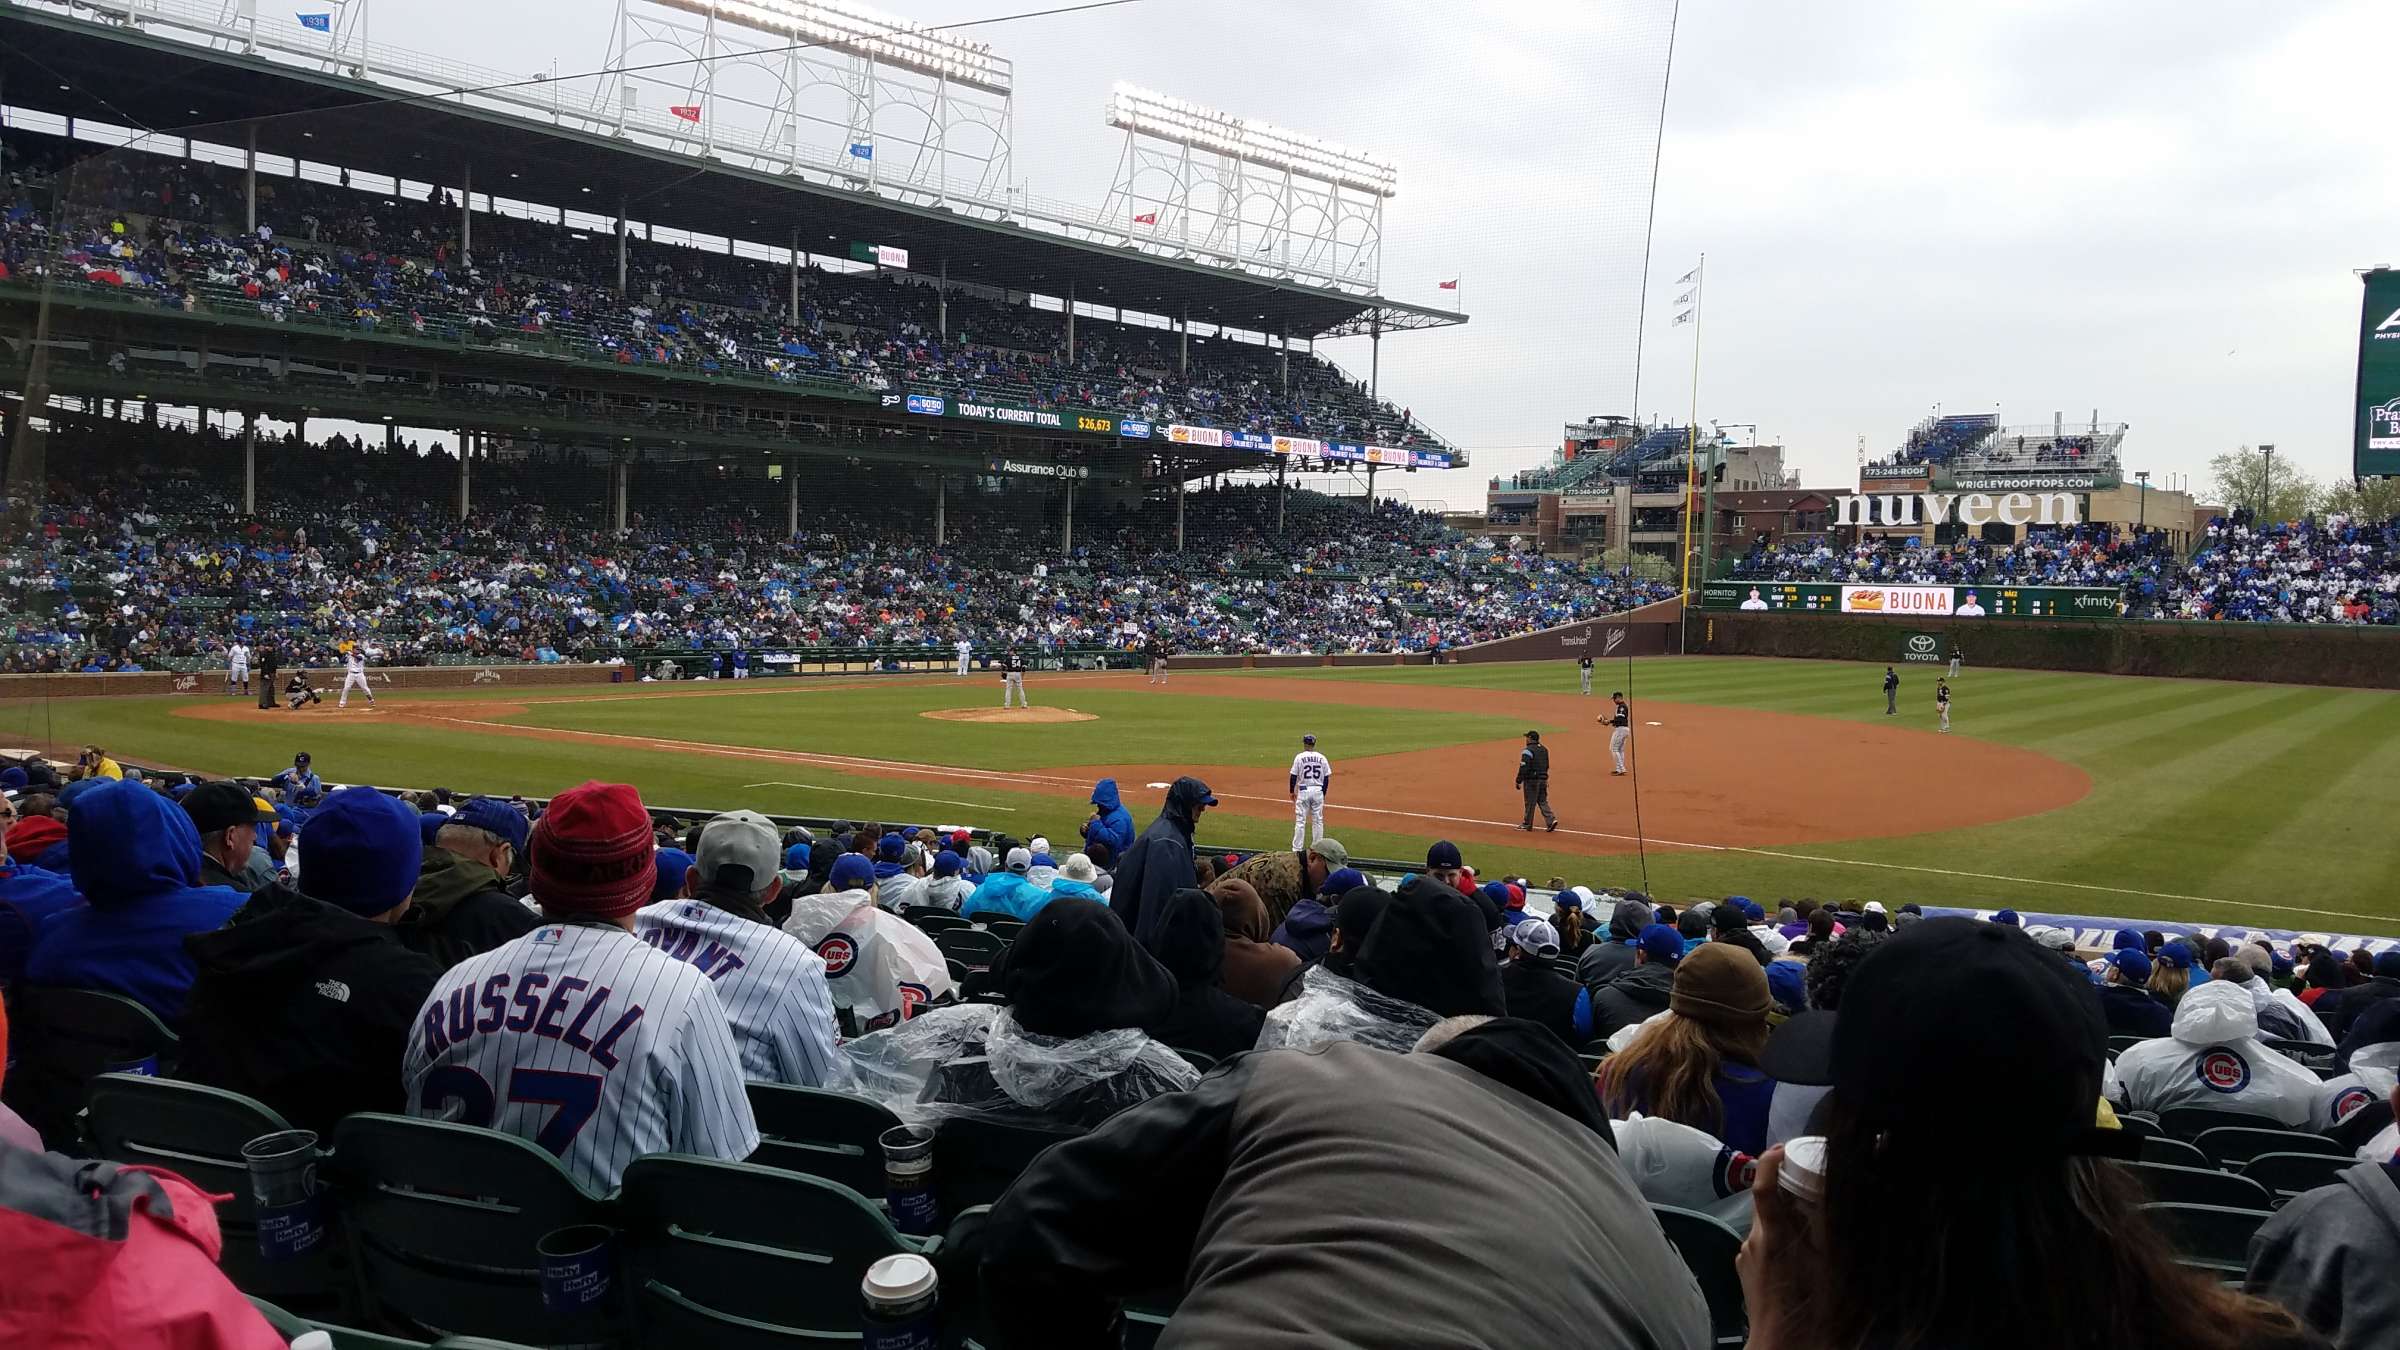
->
xmin=1 ymin=750 xmax=2395 ymax=1346
xmin=1728 ymin=518 xmax=2400 ymax=625
xmin=0 ymin=420 xmax=1671 ymax=671
xmin=1 ymin=130 xmax=1435 ymax=451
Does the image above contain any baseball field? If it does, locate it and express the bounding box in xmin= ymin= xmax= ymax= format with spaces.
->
xmin=4 ymin=655 xmax=2395 ymax=935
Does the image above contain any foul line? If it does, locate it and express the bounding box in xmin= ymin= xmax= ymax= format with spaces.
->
xmin=392 ymin=709 xmax=2389 ymax=928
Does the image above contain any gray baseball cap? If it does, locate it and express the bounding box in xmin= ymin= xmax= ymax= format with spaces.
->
xmin=696 ymin=809 xmax=782 ymax=895
xmin=1307 ymin=837 xmax=1349 ymax=868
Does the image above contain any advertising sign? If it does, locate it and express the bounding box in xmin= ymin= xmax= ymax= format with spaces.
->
xmin=1899 ymin=631 xmax=1946 ymax=663
xmin=885 ymin=398 xmax=1456 ymax=468
xmin=904 ymin=393 xmax=946 ymax=416
xmin=1700 ymin=581 xmax=2119 ymax=619
xmin=1841 ymin=585 xmax=1954 ymax=617
xmin=2357 ymin=268 xmax=2400 ymax=478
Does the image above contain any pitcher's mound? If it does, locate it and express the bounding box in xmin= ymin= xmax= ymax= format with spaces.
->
xmin=922 ymin=707 xmax=1096 ymax=724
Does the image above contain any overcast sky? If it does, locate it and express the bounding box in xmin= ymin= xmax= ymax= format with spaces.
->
xmin=330 ymin=0 xmax=2397 ymax=507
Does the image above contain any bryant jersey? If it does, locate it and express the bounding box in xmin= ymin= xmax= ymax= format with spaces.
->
xmin=1290 ymin=750 xmax=1331 ymax=791
xmin=635 ymin=899 xmax=846 ymax=1088
xmin=403 ymin=920 xmax=760 ymax=1194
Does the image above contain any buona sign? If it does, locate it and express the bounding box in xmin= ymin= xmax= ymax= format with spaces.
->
xmin=1829 ymin=490 xmax=2081 ymax=529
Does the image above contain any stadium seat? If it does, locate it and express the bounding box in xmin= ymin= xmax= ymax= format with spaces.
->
xmin=2 ymin=986 xmax=180 ymax=1149
xmin=1171 ymin=1048 xmax=1218 ymax=1074
xmin=2260 ymin=1037 xmax=2333 ymax=1065
xmin=2136 ymin=1136 xmax=2210 ymax=1170
xmin=906 ymin=911 xmax=973 ymax=936
xmin=936 ymin=928 xmax=1009 ymax=968
xmin=2118 ymin=1160 xmax=2275 ymax=1210
xmin=960 ymin=967 xmax=1009 ymax=1005
xmin=2192 ymin=1125 xmax=2347 ymax=1169
xmin=248 ymin=1299 xmax=540 ymax=1349
xmin=980 ymin=919 xmax=1026 ymax=941
xmin=743 ymin=1082 xmax=903 ymax=1199
xmin=2112 ymin=1113 xmax=2160 ymax=1142
xmin=1651 ymin=1204 xmax=1747 ymax=1346
xmin=2140 ymin=1201 xmax=2273 ymax=1278
xmin=2159 ymin=1106 xmax=2295 ymax=1140
xmin=327 ymin=1114 xmax=609 ymax=1345
xmin=87 ymin=1073 xmax=343 ymax=1310
xmin=2106 ymin=1034 xmax=2147 ymax=1056
xmin=2240 ymin=1151 xmax=2356 ymax=1202
xmin=934 ymin=1116 xmax=1080 ymax=1215
xmin=618 ymin=1155 xmax=919 ymax=1347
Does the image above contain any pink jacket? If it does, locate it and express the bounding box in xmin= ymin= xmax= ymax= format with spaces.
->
xmin=0 ymin=1146 xmax=286 ymax=1349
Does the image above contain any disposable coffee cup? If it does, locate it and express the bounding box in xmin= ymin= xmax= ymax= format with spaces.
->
xmin=862 ymin=1251 xmax=941 ymax=1350
xmin=1778 ymin=1135 xmax=1828 ymax=1205
xmin=241 ymin=1129 xmax=327 ymax=1262
xmin=880 ymin=1123 xmax=941 ymax=1237
xmin=537 ymin=1223 xmax=618 ymax=1316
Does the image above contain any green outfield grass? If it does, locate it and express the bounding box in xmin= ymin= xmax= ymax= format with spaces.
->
xmin=4 ymin=656 xmax=2394 ymax=935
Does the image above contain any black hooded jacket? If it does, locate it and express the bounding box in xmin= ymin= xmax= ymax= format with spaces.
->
xmin=1002 ymin=896 xmax=1178 ymax=1038
xmin=1110 ymin=777 xmax=1209 ymax=942
xmin=1351 ymin=876 xmax=1506 ymax=1020
xmin=1141 ymin=888 xmax=1265 ymax=1062
xmin=176 ymin=883 xmax=443 ymax=1134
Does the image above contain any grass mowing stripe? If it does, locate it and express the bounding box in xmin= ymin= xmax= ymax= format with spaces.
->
xmin=1985 ymin=680 xmax=2282 ymax=752
xmin=2223 ymin=696 xmax=2400 ymax=893
xmin=2204 ymin=693 xmax=2400 ymax=886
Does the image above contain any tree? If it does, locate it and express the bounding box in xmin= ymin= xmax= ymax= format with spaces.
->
xmin=2207 ymin=446 xmax=2321 ymax=522
xmin=2322 ymin=475 xmax=2400 ymax=523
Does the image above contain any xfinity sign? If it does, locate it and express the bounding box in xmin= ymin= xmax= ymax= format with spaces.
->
xmin=1829 ymin=490 xmax=2081 ymax=529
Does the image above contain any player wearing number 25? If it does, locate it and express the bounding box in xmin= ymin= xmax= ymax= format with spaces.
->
xmin=179 ymin=787 xmax=445 ymax=1136
xmin=404 ymin=781 xmax=760 ymax=1193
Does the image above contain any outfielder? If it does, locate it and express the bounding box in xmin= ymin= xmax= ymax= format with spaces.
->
xmin=955 ymin=636 xmax=971 ymax=677
xmin=339 ymin=644 xmax=377 ymax=709
xmin=226 ymin=640 xmax=252 ymax=696
xmin=1604 ymin=692 xmax=1632 ymax=774
xmin=1936 ymin=678 xmax=1952 ymax=733
xmin=1579 ymin=654 xmax=1593 ymax=695
xmin=1947 ymin=643 xmax=1963 ymax=679
xmin=1001 ymin=646 xmax=1029 ymax=708
xmin=1289 ymin=733 xmax=1332 ymax=851
xmin=404 ymin=781 xmax=759 ymax=1193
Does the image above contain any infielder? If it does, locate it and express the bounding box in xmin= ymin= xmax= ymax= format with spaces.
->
xmin=955 ymin=636 xmax=971 ymax=677
xmin=1936 ymin=678 xmax=1952 ymax=733
xmin=1289 ymin=733 xmax=1332 ymax=851
xmin=1001 ymin=646 xmax=1029 ymax=708
xmin=1578 ymin=654 xmax=1594 ymax=695
xmin=226 ymin=640 xmax=252 ymax=697
xmin=1603 ymin=692 xmax=1632 ymax=775
xmin=339 ymin=644 xmax=377 ymax=709
xmin=1147 ymin=635 xmax=1171 ymax=685
xmin=404 ymin=781 xmax=760 ymax=1193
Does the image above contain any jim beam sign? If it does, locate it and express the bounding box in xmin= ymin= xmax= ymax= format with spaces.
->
xmin=1830 ymin=489 xmax=2081 ymax=529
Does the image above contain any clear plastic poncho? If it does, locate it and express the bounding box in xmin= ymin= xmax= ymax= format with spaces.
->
xmin=842 ymin=1002 xmax=1198 ymax=1129
xmin=1255 ymin=965 xmax=1440 ymax=1055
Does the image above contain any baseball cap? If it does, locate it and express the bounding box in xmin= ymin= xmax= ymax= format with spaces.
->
xmin=1557 ymin=886 xmax=1593 ymax=910
xmin=453 ymin=796 xmax=531 ymax=854
xmin=1307 ymin=837 xmax=1349 ymax=868
xmin=1005 ymin=847 xmax=1033 ymax=874
xmin=1817 ymin=917 xmax=2110 ymax=1153
xmin=1425 ymin=840 xmax=1464 ymax=871
xmin=527 ymin=781 xmax=657 ymax=920
xmin=933 ymin=849 xmax=963 ymax=877
xmin=1320 ymin=867 xmax=1367 ymax=898
xmin=829 ymin=854 xmax=875 ymax=890
xmin=184 ymin=781 xmax=278 ymax=833
xmin=2155 ymin=941 xmax=2196 ymax=970
xmin=293 ymin=752 xmax=311 ymax=766
xmin=696 ymin=809 xmax=782 ymax=895
xmin=2112 ymin=928 xmax=2146 ymax=951
xmin=297 ymin=788 xmax=424 ymax=916
xmin=877 ymin=832 xmax=907 ymax=863
xmin=2102 ymin=948 xmax=2153 ymax=984
xmin=1636 ymin=923 xmax=1684 ymax=966
xmin=1302 ymin=733 xmax=1316 ymax=745
xmin=1509 ymin=917 xmax=1562 ymax=958
xmin=1991 ymin=908 xmax=2021 ymax=926
xmin=652 ymin=848 xmax=695 ymax=901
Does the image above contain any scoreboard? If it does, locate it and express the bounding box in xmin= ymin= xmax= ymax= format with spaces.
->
xmin=1700 ymin=581 xmax=2120 ymax=620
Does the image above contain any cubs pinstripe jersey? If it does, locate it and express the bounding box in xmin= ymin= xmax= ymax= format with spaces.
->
xmin=403 ymin=920 xmax=760 ymax=1194
xmin=634 ymin=899 xmax=846 ymax=1088
xmin=1290 ymin=750 xmax=1332 ymax=790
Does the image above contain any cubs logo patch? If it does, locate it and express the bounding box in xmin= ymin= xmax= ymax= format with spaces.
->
xmin=2196 ymin=1048 xmax=2252 ymax=1095
xmin=816 ymin=933 xmax=858 ymax=978
xmin=1712 ymin=1146 xmax=1757 ymax=1200
xmin=2329 ymin=1086 xmax=2374 ymax=1124
xmin=896 ymin=981 xmax=932 ymax=1017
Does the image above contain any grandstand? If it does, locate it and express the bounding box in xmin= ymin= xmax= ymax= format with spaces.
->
xmin=1867 ymin=408 xmax=2127 ymax=488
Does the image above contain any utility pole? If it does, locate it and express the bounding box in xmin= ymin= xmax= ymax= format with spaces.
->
xmin=2258 ymin=444 xmax=2275 ymax=519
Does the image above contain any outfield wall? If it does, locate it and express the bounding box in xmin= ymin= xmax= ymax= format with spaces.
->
xmin=1692 ymin=612 xmax=2400 ymax=689
xmin=0 ymin=664 xmax=618 ymax=699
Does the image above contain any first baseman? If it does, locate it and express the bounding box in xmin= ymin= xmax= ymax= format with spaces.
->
xmin=1602 ymin=692 xmax=1632 ymax=774
xmin=1289 ymin=734 xmax=1332 ymax=851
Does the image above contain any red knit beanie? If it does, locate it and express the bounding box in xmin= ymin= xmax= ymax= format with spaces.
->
xmin=7 ymin=815 xmax=66 ymax=862
xmin=528 ymin=782 xmax=655 ymax=920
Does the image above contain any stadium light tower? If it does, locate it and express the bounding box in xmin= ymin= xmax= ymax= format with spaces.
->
xmin=1100 ymin=82 xmax=1397 ymax=292
xmin=601 ymin=0 xmax=1014 ymax=201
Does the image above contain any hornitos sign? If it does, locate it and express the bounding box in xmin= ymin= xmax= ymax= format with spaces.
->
xmin=1828 ymin=489 xmax=2081 ymax=529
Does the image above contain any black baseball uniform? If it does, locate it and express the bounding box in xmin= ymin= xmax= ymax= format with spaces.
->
xmin=257 ymin=644 xmax=281 ymax=710
xmin=1883 ymin=668 xmax=1899 ymax=716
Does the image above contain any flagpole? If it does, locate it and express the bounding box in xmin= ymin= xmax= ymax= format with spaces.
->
xmin=1677 ymin=253 xmax=1705 ymax=601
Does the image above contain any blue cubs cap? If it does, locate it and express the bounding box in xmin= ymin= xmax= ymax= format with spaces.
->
xmin=1302 ymin=734 xmax=1316 ymax=745
xmin=830 ymin=854 xmax=875 ymax=890
xmin=877 ymin=832 xmax=907 ymax=863
xmin=2156 ymin=941 xmax=2195 ymax=970
xmin=652 ymin=847 xmax=695 ymax=901
xmin=2113 ymin=928 xmax=2145 ymax=951
xmin=454 ymin=796 xmax=531 ymax=854
xmin=420 ymin=812 xmax=449 ymax=846
xmin=1637 ymin=924 xmax=1684 ymax=965
xmin=933 ymin=849 xmax=963 ymax=877
xmin=2103 ymin=949 xmax=2152 ymax=984
xmin=785 ymin=842 xmax=811 ymax=869
xmin=1992 ymin=909 xmax=2021 ymax=926
xmin=298 ymin=788 xmax=424 ymax=916
xmin=1425 ymin=840 xmax=1464 ymax=870
xmin=1320 ymin=867 xmax=1367 ymax=898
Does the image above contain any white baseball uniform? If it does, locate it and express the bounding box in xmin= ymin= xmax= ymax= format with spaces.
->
xmin=1289 ymin=748 xmax=1331 ymax=850
xmin=635 ymin=899 xmax=845 ymax=1088
xmin=227 ymin=642 xmax=251 ymax=690
xmin=403 ymin=920 xmax=760 ymax=1194
xmin=955 ymin=639 xmax=971 ymax=676
xmin=339 ymin=649 xmax=374 ymax=707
